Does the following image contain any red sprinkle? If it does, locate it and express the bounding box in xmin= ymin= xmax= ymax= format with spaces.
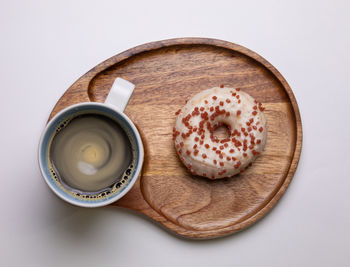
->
xmin=219 ymin=101 xmax=224 ymax=106
xmin=226 ymin=99 xmax=231 ymax=103
xmin=234 ymin=161 xmax=241 ymax=169
xmin=257 ymin=139 xmax=261 ymax=144
xmin=199 ymin=140 xmax=204 ymax=145
xmin=220 ymin=84 xmax=224 ymax=88
xmin=253 ymin=125 xmax=257 ymax=130
xmin=175 ymin=109 xmax=181 ymax=115
xmin=210 ymin=107 xmax=214 ymax=112
xmin=220 ymin=145 xmax=224 ymax=150
xmin=233 ymin=139 xmax=242 ymax=147
xmin=201 ymin=112 xmax=209 ymax=120
xmin=202 ymin=153 xmax=207 ymax=159
xmin=216 ymin=150 xmax=221 ymax=154
xmin=238 ymin=100 xmax=241 ymax=104
xmin=204 ymin=100 xmax=208 ymax=104
xmin=252 ymin=111 xmax=257 ymax=116
xmin=200 ymin=107 xmax=205 ymax=111
xmin=224 ymin=143 xmax=228 ymax=147
xmin=205 ymin=144 xmax=210 ymax=149
xmin=226 ymin=112 xmax=230 ymax=117
xmin=229 ymin=149 xmax=235 ymax=153
xmin=250 ymin=134 xmax=255 ymax=142
xmin=202 ymin=173 xmax=207 ymax=177
xmin=180 ymin=142 xmax=184 ymax=147
xmin=186 ymin=150 xmax=191 ymax=155
xmin=220 ymin=162 xmax=224 ymax=166
xmin=252 ymin=150 xmax=260 ymax=156
xmin=236 ymin=88 xmax=241 ymax=91
xmin=243 ymin=153 xmax=247 ymax=157
xmin=193 ymin=144 xmax=198 ymax=149
xmin=212 ymin=96 xmax=217 ymax=100
xmin=194 ymin=137 xmax=199 ymax=142
xmin=194 ymin=149 xmax=199 ymax=156
xmin=253 ymin=106 xmax=257 ymax=110
xmin=213 ymin=159 xmax=217 ymax=164
xmin=227 ymin=157 xmax=231 ymax=161
xmin=212 ymin=147 xmax=217 ymax=151
xmin=237 ymin=110 xmax=241 ymax=116
xmin=259 ymin=127 xmax=264 ymax=132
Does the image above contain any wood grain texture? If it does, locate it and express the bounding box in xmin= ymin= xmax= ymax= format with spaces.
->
xmin=49 ymin=38 xmax=302 ymax=239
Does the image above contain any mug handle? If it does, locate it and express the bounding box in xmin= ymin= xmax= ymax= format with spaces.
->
xmin=104 ymin=78 xmax=135 ymax=112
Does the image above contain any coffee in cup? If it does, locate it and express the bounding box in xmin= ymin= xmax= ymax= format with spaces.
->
xmin=39 ymin=78 xmax=144 ymax=207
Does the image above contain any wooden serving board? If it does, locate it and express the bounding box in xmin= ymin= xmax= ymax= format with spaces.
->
xmin=49 ymin=38 xmax=302 ymax=239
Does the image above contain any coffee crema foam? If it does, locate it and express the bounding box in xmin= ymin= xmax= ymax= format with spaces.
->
xmin=47 ymin=113 xmax=137 ymax=200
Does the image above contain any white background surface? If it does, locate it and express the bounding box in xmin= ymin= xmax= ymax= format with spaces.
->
xmin=1 ymin=0 xmax=349 ymax=266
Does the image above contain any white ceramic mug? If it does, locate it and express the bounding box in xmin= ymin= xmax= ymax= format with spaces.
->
xmin=38 ymin=78 xmax=144 ymax=207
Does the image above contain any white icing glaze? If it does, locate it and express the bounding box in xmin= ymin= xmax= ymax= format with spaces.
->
xmin=173 ymin=87 xmax=267 ymax=179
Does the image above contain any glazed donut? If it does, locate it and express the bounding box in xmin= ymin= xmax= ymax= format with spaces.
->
xmin=173 ymin=86 xmax=267 ymax=179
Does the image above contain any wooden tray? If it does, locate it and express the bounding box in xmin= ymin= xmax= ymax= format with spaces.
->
xmin=49 ymin=38 xmax=302 ymax=239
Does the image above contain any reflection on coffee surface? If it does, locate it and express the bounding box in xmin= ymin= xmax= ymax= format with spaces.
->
xmin=50 ymin=114 xmax=132 ymax=192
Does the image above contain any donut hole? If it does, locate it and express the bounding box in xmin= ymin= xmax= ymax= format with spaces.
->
xmin=212 ymin=123 xmax=231 ymax=140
